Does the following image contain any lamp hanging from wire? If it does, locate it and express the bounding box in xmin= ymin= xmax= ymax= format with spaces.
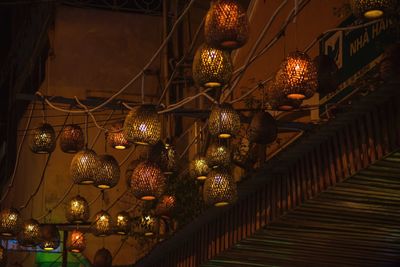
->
xmin=267 ymin=79 xmax=303 ymax=111
xmin=66 ymin=195 xmax=90 ymax=224
xmin=17 ymin=219 xmax=41 ymax=247
xmin=107 ymin=121 xmax=131 ymax=150
xmin=350 ymin=0 xmax=397 ymax=19
xmin=0 ymin=208 xmax=22 ymax=238
xmin=248 ymin=110 xmax=278 ymax=144
xmin=39 ymin=224 xmax=60 ymax=251
xmin=135 ymin=214 xmax=158 ymax=237
xmin=0 ymin=244 xmax=6 ymax=267
xmin=70 ymin=149 xmax=99 ymax=185
xmin=155 ymin=195 xmax=176 ymax=219
xmin=189 ymin=155 xmax=210 ymax=180
xmin=69 ymin=230 xmax=86 ymax=253
xmin=115 ymin=211 xmax=131 ymax=235
xmin=94 ymin=155 xmax=120 ymax=189
xmin=150 ymin=141 xmax=177 ymax=175
xmin=204 ymin=168 xmax=237 ymax=207
xmin=92 ymin=210 xmax=113 ymax=237
xmin=208 ymin=104 xmax=241 ymax=139
xmin=206 ymin=142 xmax=231 ymax=169
xmin=30 ymin=123 xmax=56 ymax=154
xmin=93 ymin=248 xmax=112 ymax=267
xmin=59 ymin=124 xmax=85 ymax=153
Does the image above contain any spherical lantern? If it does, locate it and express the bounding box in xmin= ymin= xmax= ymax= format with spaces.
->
xmin=123 ymin=105 xmax=161 ymax=146
xmin=93 ymin=248 xmax=112 ymax=267
xmin=107 ymin=121 xmax=131 ymax=150
xmin=94 ymin=155 xmax=120 ymax=189
xmin=69 ymin=230 xmax=86 ymax=253
xmin=350 ymin=0 xmax=397 ymax=19
xmin=204 ymin=168 xmax=237 ymax=207
xmin=115 ymin=211 xmax=131 ymax=235
xmin=206 ymin=142 xmax=231 ymax=169
xmin=130 ymin=160 xmax=166 ymax=201
xmin=277 ymin=51 xmax=318 ymax=100
xmin=189 ymin=155 xmax=210 ymax=180
xmin=267 ymin=79 xmax=303 ymax=111
xmin=0 ymin=245 xmax=6 ymax=267
xmin=39 ymin=224 xmax=60 ymax=251
xmin=192 ymin=43 xmax=233 ymax=88
xmin=205 ymin=0 xmax=249 ymax=49
xmin=18 ymin=219 xmax=41 ymax=247
xmin=93 ymin=210 xmax=113 ymax=237
xmin=155 ymin=195 xmax=176 ymax=219
xmin=66 ymin=195 xmax=90 ymax=224
xmin=30 ymin=123 xmax=56 ymax=154
xmin=209 ymin=104 xmax=240 ymax=139
xmin=248 ymin=111 xmax=278 ymax=144
xmin=70 ymin=149 xmax=99 ymax=185
xmin=135 ymin=214 xmax=158 ymax=237
xmin=0 ymin=208 xmax=22 ymax=238
xmin=59 ymin=124 xmax=85 ymax=153
xmin=150 ymin=141 xmax=177 ymax=175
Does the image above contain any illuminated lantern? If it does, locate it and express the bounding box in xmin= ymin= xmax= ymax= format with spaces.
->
xmin=206 ymin=142 xmax=231 ymax=169
xmin=208 ymin=104 xmax=240 ymax=139
xmin=115 ymin=211 xmax=131 ymax=235
xmin=107 ymin=121 xmax=131 ymax=150
xmin=267 ymin=79 xmax=303 ymax=111
xmin=136 ymin=214 xmax=158 ymax=237
xmin=0 ymin=208 xmax=22 ymax=238
xmin=189 ymin=155 xmax=210 ymax=180
xmin=66 ymin=195 xmax=90 ymax=224
xmin=18 ymin=219 xmax=41 ymax=247
xmin=150 ymin=141 xmax=177 ymax=175
xmin=93 ymin=248 xmax=112 ymax=267
xmin=155 ymin=195 xmax=176 ymax=219
xmin=59 ymin=124 xmax=85 ymax=153
xmin=248 ymin=111 xmax=278 ymax=144
xmin=204 ymin=168 xmax=237 ymax=207
xmin=94 ymin=155 xmax=120 ymax=189
xmin=0 ymin=244 xmax=7 ymax=267
xmin=70 ymin=149 xmax=99 ymax=185
xmin=93 ymin=210 xmax=113 ymax=237
xmin=30 ymin=123 xmax=56 ymax=154
xmin=350 ymin=0 xmax=397 ymax=19
xmin=39 ymin=225 xmax=60 ymax=251
xmin=69 ymin=230 xmax=86 ymax=253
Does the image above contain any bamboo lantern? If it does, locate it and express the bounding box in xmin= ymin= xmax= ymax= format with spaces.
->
xmin=59 ymin=124 xmax=85 ymax=153
xmin=70 ymin=149 xmax=99 ymax=185
xmin=93 ymin=248 xmax=112 ymax=267
xmin=267 ymin=78 xmax=303 ymax=111
xmin=209 ymin=104 xmax=241 ymax=139
xmin=30 ymin=123 xmax=56 ymax=154
xmin=66 ymin=195 xmax=90 ymax=224
xmin=150 ymin=141 xmax=177 ymax=175
xmin=206 ymin=142 xmax=231 ymax=169
xmin=115 ymin=211 xmax=131 ymax=235
xmin=189 ymin=155 xmax=210 ymax=181
xmin=123 ymin=105 xmax=161 ymax=146
xmin=107 ymin=121 xmax=131 ymax=150
xmin=69 ymin=230 xmax=86 ymax=253
xmin=93 ymin=210 xmax=113 ymax=237
xmin=192 ymin=44 xmax=233 ymax=88
xmin=130 ymin=160 xmax=166 ymax=201
xmin=94 ymin=155 xmax=120 ymax=189
xmin=39 ymin=225 xmax=60 ymax=251
xmin=248 ymin=111 xmax=278 ymax=144
xmin=205 ymin=0 xmax=249 ymax=49
xmin=155 ymin=195 xmax=176 ymax=219
xmin=0 ymin=245 xmax=6 ymax=267
xmin=136 ymin=214 xmax=158 ymax=237
xmin=0 ymin=208 xmax=22 ymax=238
xmin=204 ymin=168 xmax=237 ymax=207
xmin=350 ymin=0 xmax=397 ymax=19
xmin=18 ymin=219 xmax=41 ymax=247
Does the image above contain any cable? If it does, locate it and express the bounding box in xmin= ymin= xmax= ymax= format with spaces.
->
xmin=118 ymin=145 xmax=137 ymax=167
xmin=112 ymin=237 xmax=127 ymax=260
xmin=90 ymin=110 xmax=115 ymax=149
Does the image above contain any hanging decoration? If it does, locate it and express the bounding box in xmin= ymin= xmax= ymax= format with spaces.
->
xmin=350 ymin=0 xmax=397 ymax=19
xmin=107 ymin=121 xmax=131 ymax=150
xmin=135 ymin=214 xmax=158 ymax=237
xmin=93 ymin=210 xmax=113 ymax=237
xmin=204 ymin=168 xmax=237 ymax=207
xmin=0 ymin=245 xmax=6 ymax=267
xmin=115 ymin=211 xmax=131 ymax=235
xmin=189 ymin=155 xmax=210 ymax=181
xmin=155 ymin=195 xmax=176 ymax=219
xmin=208 ymin=104 xmax=241 ymax=139
xmin=0 ymin=208 xmax=22 ymax=238
xmin=69 ymin=230 xmax=86 ymax=253
xmin=66 ymin=195 xmax=90 ymax=224
xmin=17 ymin=219 xmax=41 ymax=247
xmin=93 ymin=248 xmax=113 ymax=267
xmin=59 ymin=124 xmax=85 ymax=153
xmin=248 ymin=111 xmax=278 ymax=144
xmin=39 ymin=224 xmax=60 ymax=251
xmin=30 ymin=123 xmax=56 ymax=154
xmin=192 ymin=43 xmax=233 ymax=88
xmin=204 ymin=0 xmax=249 ymax=49
xmin=70 ymin=149 xmax=99 ymax=185
xmin=267 ymin=79 xmax=303 ymax=111
xmin=206 ymin=142 xmax=231 ymax=169
xmin=150 ymin=141 xmax=177 ymax=175
xmin=94 ymin=155 xmax=120 ymax=189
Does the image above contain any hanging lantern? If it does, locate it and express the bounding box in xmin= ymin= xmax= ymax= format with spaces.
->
xmin=130 ymin=160 xmax=166 ymax=201
xmin=69 ymin=230 xmax=86 ymax=253
xmin=0 ymin=244 xmax=6 ymax=267
xmin=209 ymin=104 xmax=240 ymax=139
xmin=30 ymin=123 xmax=56 ymax=154
xmin=0 ymin=208 xmax=22 ymax=238
xmin=39 ymin=225 xmax=60 ymax=251
xmin=66 ymin=195 xmax=90 ymax=224
xmin=204 ymin=168 xmax=237 ymax=207
xmin=150 ymin=141 xmax=177 ymax=175
xmin=205 ymin=0 xmax=249 ymax=49
xmin=277 ymin=51 xmax=318 ymax=100
xmin=107 ymin=121 xmax=131 ymax=150
xmin=93 ymin=248 xmax=112 ymax=267
xmin=248 ymin=111 xmax=278 ymax=144
xmin=267 ymin=79 xmax=303 ymax=111
xmin=94 ymin=155 xmax=120 ymax=189
xmin=123 ymin=105 xmax=161 ymax=146
xmin=92 ymin=210 xmax=113 ymax=237
xmin=155 ymin=195 xmax=176 ymax=219
xmin=192 ymin=44 xmax=233 ymax=88
xmin=115 ymin=211 xmax=131 ymax=235
xmin=135 ymin=214 xmax=159 ymax=237
xmin=59 ymin=124 xmax=85 ymax=153
xmin=206 ymin=142 xmax=231 ymax=169
xmin=350 ymin=0 xmax=397 ymax=19
xmin=70 ymin=149 xmax=99 ymax=185
xmin=17 ymin=219 xmax=41 ymax=247
xmin=189 ymin=155 xmax=210 ymax=180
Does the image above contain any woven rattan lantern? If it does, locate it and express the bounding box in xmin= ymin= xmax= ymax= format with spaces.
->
xmin=94 ymin=155 xmax=120 ymax=189
xmin=205 ymin=0 xmax=249 ymax=49
xmin=0 ymin=245 xmax=6 ymax=267
xmin=39 ymin=225 xmax=60 ymax=251
xmin=192 ymin=44 xmax=233 ymax=88
xmin=267 ymin=79 xmax=303 ymax=111
xmin=30 ymin=123 xmax=56 ymax=154
xmin=93 ymin=248 xmax=112 ymax=267
xmin=115 ymin=211 xmax=131 ymax=235
xmin=277 ymin=51 xmax=318 ymax=100
xmin=150 ymin=141 xmax=177 ymax=175
xmin=107 ymin=121 xmax=131 ymax=150
xmin=93 ymin=210 xmax=113 ymax=237
xmin=66 ymin=195 xmax=90 ymax=223
xmin=123 ymin=105 xmax=161 ymax=146
xmin=69 ymin=230 xmax=86 ymax=253
xmin=18 ymin=219 xmax=41 ymax=247
xmin=189 ymin=155 xmax=210 ymax=180
xmin=130 ymin=160 xmax=166 ymax=201
xmin=351 ymin=0 xmax=397 ymax=19
xmin=206 ymin=142 xmax=231 ymax=169
xmin=209 ymin=104 xmax=240 ymax=139
xmin=204 ymin=168 xmax=237 ymax=207
xmin=248 ymin=111 xmax=278 ymax=144
xmin=0 ymin=208 xmax=22 ymax=238
xmin=59 ymin=124 xmax=85 ymax=153
xmin=70 ymin=149 xmax=99 ymax=185
xmin=136 ymin=214 xmax=158 ymax=237
xmin=155 ymin=195 xmax=176 ymax=219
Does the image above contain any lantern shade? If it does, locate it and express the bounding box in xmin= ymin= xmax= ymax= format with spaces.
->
xmin=0 ymin=208 xmax=22 ymax=238
xmin=18 ymin=219 xmax=41 ymax=247
xmin=66 ymin=195 xmax=90 ymax=224
xmin=70 ymin=149 xmax=99 ymax=185
xmin=248 ymin=111 xmax=278 ymax=144
xmin=267 ymin=79 xmax=303 ymax=111
xmin=192 ymin=44 xmax=233 ymax=88
xmin=204 ymin=168 xmax=237 ymax=207
xmin=93 ymin=210 xmax=113 ymax=237
xmin=209 ymin=104 xmax=241 ymax=139
xmin=206 ymin=142 xmax=231 ymax=169
xmin=130 ymin=160 xmax=166 ymax=201
xmin=0 ymin=245 xmax=6 ymax=267
xmin=30 ymin=123 xmax=56 ymax=154
xmin=69 ymin=230 xmax=86 ymax=253
xmin=39 ymin=225 xmax=60 ymax=251
xmin=59 ymin=124 xmax=85 ymax=153
xmin=149 ymin=141 xmax=177 ymax=175
xmin=94 ymin=155 xmax=120 ymax=189
xmin=107 ymin=121 xmax=131 ymax=150
xmin=93 ymin=248 xmax=112 ymax=267
xmin=189 ymin=155 xmax=210 ymax=180
xmin=205 ymin=0 xmax=249 ymax=49
xmin=155 ymin=195 xmax=176 ymax=219
xmin=115 ymin=211 xmax=131 ymax=235
xmin=350 ymin=0 xmax=397 ymax=19
xmin=135 ymin=214 xmax=159 ymax=237
xmin=123 ymin=105 xmax=161 ymax=146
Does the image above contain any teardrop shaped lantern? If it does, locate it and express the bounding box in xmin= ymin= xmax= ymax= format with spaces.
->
xmin=39 ymin=224 xmax=60 ymax=251
xmin=66 ymin=195 xmax=90 ymax=224
xmin=136 ymin=214 xmax=158 ymax=237
xmin=30 ymin=123 xmax=56 ymax=154
xmin=155 ymin=195 xmax=176 ymax=219
xmin=192 ymin=44 xmax=233 ymax=88
xmin=0 ymin=208 xmax=22 ymax=238
xmin=18 ymin=219 xmax=41 ymax=247
xmin=0 ymin=244 xmax=7 ymax=267
xmin=205 ymin=0 xmax=249 ymax=49
xmin=350 ymin=0 xmax=396 ymax=19
xmin=94 ymin=155 xmax=120 ymax=189
xmin=115 ymin=211 xmax=131 ymax=235
xmin=107 ymin=121 xmax=131 ymax=150
xmin=70 ymin=149 xmax=99 ymax=185
xmin=130 ymin=160 xmax=166 ymax=201
xmin=267 ymin=79 xmax=303 ymax=111
xmin=59 ymin=124 xmax=85 ymax=153
xmin=206 ymin=142 xmax=231 ymax=169
xmin=93 ymin=210 xmax=113 ymax=237
xmin=189 ymin=155 xmax=210 ymax=180
xmin=150 ymin=141 xmax=177 ymax=175
xmin=123 ymin=105 xmax=161 ymax=146
xmin=93 ymin=248 xmax=112 ymax=267
xmin=69 ymin=230 xmax=86 ymax=253
xmin=248 ymin=111 xmax=278 ymax=144
xmin=209 ymin=104 xmax=241 ymax=139
xmin=204 ymin=168 xmax=237 ymax=207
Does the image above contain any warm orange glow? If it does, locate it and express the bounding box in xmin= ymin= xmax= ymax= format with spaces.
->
xmin=364 ymin=9 xmax=384 ymax=18
xmin=70 ymin=230 xmax=86 ymax=253
xmin=141 ymin=196 xmax=156 ymax=201
xmin=215 ymin=202 xmax=229 ymax=207
xmin=287 ymin=93 xmax=306 ymax=100
xmin=114 ymin=145 xmax=126 ymax=150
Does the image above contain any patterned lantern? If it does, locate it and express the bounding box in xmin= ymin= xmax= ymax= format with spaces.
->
xmin=248 ymin=111 xmax=278 ymax=144
xmin=39 ymin=224 xmax=60 ymax=251
xmin=69 ymin=230 xmax=86 ymax=253
xmin=0 ymin=244 xmax=6 ymax=267
xmin=277 ymin=51 xmax=318 ymax=100
xmin=107 ymin=121 xmax=131 ymax=150
xmin=209 ymin=104 xmax=240 ymax=139
xmin=93 ymin=210 xmax=113 ymax=237
xmin=0 ymin=208 xmax=22 ymax=238
xmin=94 ymin=155 xmax=120 ymax=189
xmin=150 ymin=141 xmax=177 ymax=175
xmin=30 ymin=123 xmax=56 ymax=154
xmin=18 ymin=219 xmax=41 ymax=247
xmin=204 ymin=168 xmax=237 ymax=207
xmin=189 ymin=155 xmax=210 ymax=180
xmin=70 ymin=149 xmax=99 ymax=185
xmin=66 ymin=195 xmax=90 ymax=224
xmin=123 ymin=105 xmax=161 ymax=146
xmin=59 ymin=124 xmax=85 ymax=153
xmin=155 ymin=195 xmax=176 ymax=219
xmin=205 ymin=0 xmax=249 ymax=49
xmin=115 ymin=211 xmax=131 ymax=235
xmin=192 ymin=44 xmax=233 ymax=88
xmin=206 ymin=142 xmax=231 ymax=169
xmin=350 ymin=0 xmax=397 ymax=19
xmin=130 ymin=160 xmax=166 ymax=201
xmin=93 ymin=248 xmax=112 ymax=267
xmin=267 ymin=79 xmax=303 ymax=111
xmin=135 ymin=214 xmax=158 ymax=237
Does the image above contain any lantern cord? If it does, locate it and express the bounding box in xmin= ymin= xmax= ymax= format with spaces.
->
xmin=89 ymin=191 xmax=103 ymax=206
xmin=42 ymin=99 xmax=47 ymax=124
xmin=179 ymin=121 xmax=208 ymax=160
xmin=141 ymin=73 xmax=145 ymax=104
xmin=90 ymin=109 xmax=115 ymax=150
xmin=113 ymin=238 xmax=128 ymax=261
